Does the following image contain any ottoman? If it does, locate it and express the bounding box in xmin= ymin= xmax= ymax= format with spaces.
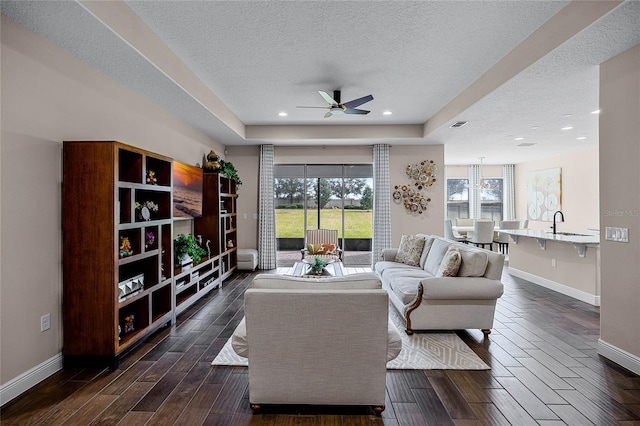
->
xmin=237 ymin=248 xmax=258 ymax=271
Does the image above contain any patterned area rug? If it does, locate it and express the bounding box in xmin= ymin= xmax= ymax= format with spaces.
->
xmin=211 ymin=308 xmax=490 ymax=370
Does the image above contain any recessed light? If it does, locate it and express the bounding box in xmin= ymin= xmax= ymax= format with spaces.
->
xmin=591 ymin=109 xmax=601 ymax=114
xmin=563 ymin=114 xmax=573 ymax=117
xmin=576 ymin=136 xmax=587 ymax=140
xmin=382 ymin=111 xmax=392 ymax=116
xmin=531 ymin=126 xmax=539 ymax=130
xmin=278 ymin=112 xmax=288 ymax=117
xmin=561 ymin=126 xmax=574 ymax=130
xmin=514 ymin=137 xmax=524 ymax=141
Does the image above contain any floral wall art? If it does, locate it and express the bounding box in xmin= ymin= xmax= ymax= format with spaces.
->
xmin=527 ymin=167 xmax=561 ymax=221
xmin=392 ymin=160 xmax=437 ymax=215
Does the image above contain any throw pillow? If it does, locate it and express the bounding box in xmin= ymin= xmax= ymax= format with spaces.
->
xmin=458 ymin=248 xmax=489 ymax=277
xmin=307 ymin=243 xmax=324 ymax=254
xmin=394 ymin=234 xmax=426 ymax=267
xmin=436 ymin=246 xmax=462 ymax=277
xmin=321 ymin=243 xmax=336 ymax=254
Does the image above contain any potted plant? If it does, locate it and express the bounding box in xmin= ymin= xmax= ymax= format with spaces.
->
xmin=309 ymin=257 xmax=327 ymax=275
xmin=174 ymin=234 xmax=207 ymax=266
xmin=219 ymin=159 xmax=242 ymax=187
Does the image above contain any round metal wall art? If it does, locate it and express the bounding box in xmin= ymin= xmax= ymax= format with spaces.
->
xmin=394 ymin=159 xmax=437 ymax=214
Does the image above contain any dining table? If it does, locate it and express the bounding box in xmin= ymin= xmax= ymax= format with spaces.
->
xmin=451 ymin=225 xmax=500 ymax=238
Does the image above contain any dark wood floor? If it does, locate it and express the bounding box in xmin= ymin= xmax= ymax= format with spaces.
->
xmin=2 ymin=266 xmax=640 ymax=425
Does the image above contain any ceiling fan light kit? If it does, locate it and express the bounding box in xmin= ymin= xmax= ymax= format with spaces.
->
xmin=297 ymin=90 xmax=374 ymax=118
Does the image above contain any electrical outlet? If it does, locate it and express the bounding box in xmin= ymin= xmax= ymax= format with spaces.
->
xmin=41 ymin=314 xmax=51 ymax=332
xmin=551 ymin=259 xmax=557 ymax=267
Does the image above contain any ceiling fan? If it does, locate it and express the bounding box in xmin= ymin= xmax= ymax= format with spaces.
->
xmin=297 ymin=90 xmax=374 ymax=118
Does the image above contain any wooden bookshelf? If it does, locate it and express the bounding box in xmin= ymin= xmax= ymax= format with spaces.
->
xmin=62 ymin=141 xmax=174 ymax=369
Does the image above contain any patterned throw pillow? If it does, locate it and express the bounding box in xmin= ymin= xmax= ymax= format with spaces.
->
xmin=307 ymin=243 xmax=324 ymax=254
xmin=321 ymin=243 xmax=336 ymax=254
xmin=394 ymin=234 xmax=426 ymax=267
xmin=436 ymin=246 xmax=462 ymax=277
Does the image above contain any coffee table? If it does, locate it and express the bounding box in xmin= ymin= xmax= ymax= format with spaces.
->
xmin=292 ymin=261 xmax=345 ymax=278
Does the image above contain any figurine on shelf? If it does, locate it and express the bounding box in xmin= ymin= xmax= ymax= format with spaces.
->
xmin=227 ymin=239 xmax=234 ymax=249
xmin=203 ymin=150 xmax=221 ymax=173
xmin=146 ymin=169 xmax=158 ymax=185
xmin=124 ymin=314 xmax=135 ymax=333
xmin=119 ymin=236 xmax=133 ymax=258
xmin=145 ymin=231 xmax=155 ymax=249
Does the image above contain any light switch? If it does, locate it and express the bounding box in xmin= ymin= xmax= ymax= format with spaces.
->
xmin=605 ymin=227 xmax=629 ymax=242
xmin=253 ymin=213 xmax=258 ymax=220
xmin=242 ymin=213 xmax=248 ymax=220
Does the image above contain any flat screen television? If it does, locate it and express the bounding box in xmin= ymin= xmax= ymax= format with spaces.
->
xmin=172 ymin=161 xmax=203 ymax=218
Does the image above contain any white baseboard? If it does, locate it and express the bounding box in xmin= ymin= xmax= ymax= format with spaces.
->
xmin=508 ymin=267 xmax=600 ymax=306
xmin=0 ymin=353 xmax=63 ymax=406
xmin=598 ymin=339 xmax=640 ymax=376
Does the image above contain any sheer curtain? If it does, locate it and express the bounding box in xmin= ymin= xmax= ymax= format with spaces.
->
xmin=257 ymin=145 xmax=276 ymax=269
xmin=503 ymin=164 xmax=516 ymax=220
xmin=468 ymin=164 xmax=482 ymax=219
xmin=372 ymin=144 xmax=391 ymax=268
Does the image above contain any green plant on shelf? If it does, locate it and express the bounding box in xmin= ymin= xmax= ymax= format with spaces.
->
xmin=174 ymin=234 xmax=207 ymax=265
xmin=219 ymin=159 xmax=242 ymax=186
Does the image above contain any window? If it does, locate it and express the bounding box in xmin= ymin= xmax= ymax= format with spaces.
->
xmin=481 ymin=178 xmax=503 ymax=222
xmin=447 ymin=179 xmax=469 ymax=220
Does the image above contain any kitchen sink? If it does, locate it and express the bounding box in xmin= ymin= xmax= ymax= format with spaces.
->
xmin=547 ymin=231 xmax=591 ymax=237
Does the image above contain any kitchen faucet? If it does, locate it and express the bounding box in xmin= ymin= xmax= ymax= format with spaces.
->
xmin=552 ymin=210 xmax=564 ymax=234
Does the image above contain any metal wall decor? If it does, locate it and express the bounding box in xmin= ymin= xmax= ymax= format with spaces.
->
xmin=392 ymin=160 xmax=438 ymax=214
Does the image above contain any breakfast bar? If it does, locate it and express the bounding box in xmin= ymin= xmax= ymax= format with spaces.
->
xmin=499 ymin=229 xmax=601 ymax=306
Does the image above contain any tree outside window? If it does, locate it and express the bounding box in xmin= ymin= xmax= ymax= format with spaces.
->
xmin=481 ymin=178 xmax=503 ymax=222
xmin=447 ymin=179 xmax=469 ymax=221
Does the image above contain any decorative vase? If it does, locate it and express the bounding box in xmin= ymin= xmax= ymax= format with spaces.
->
xmin=180 ymin=254 xmax=193 ymax=268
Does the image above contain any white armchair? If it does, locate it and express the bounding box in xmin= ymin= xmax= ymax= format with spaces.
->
xmin=231 ymin=273 xmax=401 ymax=415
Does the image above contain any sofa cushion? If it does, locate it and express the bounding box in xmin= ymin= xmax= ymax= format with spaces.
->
xmin=424 ymin=238 xmax=452 ymax=276
xmin=436 ymin=246 xmax=462 ymax=277
xmin=375 ymin=260 xmax=422 ymax=276
xmin=394 ymin=234 xmax=426 ymax=267
xmin=382 ymin=268 xmax=433 ymax=305
xmin=417 ymin=235 xmax=435 ymax=269
xmin=232 ymin=316 xmax=403 ymax=362
xmin=252 ymin=272 xmax=382 ymax=290
xmin=457 ymin=247 xmax=489 ymax=277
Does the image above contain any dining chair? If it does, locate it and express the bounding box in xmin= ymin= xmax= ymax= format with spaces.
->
xmin=444 ymin=220 xmax=468 ymax=243
xmin=494 ymin=220 xmax=521 ymax=254
xmin=467 ymin=220 xmax=495 ymax=250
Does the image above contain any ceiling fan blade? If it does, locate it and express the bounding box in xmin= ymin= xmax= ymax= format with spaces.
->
xmin=343 ymin=94 xmax=374 ymax=109
xmin=324 ymin=111 xmax=334 ymax=118
xmin=344 ymin=108 xmax=370 ymax=115
xmin=318 ymin=91 xmax=338 ymax=105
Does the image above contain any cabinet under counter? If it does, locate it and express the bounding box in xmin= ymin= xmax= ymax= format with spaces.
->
xmin=501 ymin=229 xmax=600 ymax=306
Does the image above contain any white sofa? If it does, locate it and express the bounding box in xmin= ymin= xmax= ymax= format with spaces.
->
xmin=231 ymin=273 xmax=402 ymax=415
xmin=375 ymin=235 xmax=504 ymax=335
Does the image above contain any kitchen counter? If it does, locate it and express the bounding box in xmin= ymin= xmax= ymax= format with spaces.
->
xmin=500 ymin=228 xmax=600 ymax=306
xmin=499 ymin=228 xmax=599 ymax=257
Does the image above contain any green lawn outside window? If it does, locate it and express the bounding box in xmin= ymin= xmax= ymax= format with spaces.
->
xmin=275 ymin=209 xmax=373 ymax=238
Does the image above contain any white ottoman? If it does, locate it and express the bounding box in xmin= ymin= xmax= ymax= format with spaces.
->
xmin=237 ymin=248 xmax=258 ymax=271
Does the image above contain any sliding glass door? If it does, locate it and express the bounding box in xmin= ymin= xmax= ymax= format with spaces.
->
xmin=274 ymin=164 xmax=373 ymax=266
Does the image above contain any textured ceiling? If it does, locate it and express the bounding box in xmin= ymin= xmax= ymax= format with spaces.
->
xmin=2 ymin=0 xmax=639 ymax=165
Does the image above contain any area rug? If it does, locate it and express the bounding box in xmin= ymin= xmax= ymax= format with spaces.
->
xmin=211 ymin=308 xmax=489 ymax=370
